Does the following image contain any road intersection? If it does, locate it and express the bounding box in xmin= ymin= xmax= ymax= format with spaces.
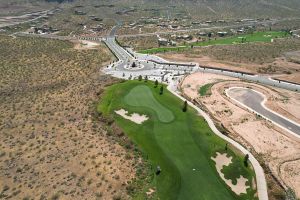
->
xmin=10 ymin=23 xmax=300 ymax=200
xmin=103 ymin=26 xmax=300 ymax=92
xmin=103 ymin=25 xmax=300 ymax=137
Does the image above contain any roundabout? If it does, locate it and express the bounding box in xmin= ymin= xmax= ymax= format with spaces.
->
xmin=123 ymin=60 xmax=146 ymax=70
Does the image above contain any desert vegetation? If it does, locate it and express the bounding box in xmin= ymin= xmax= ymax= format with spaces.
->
xmin=118 ymin=35 xmax=158 ymax=51
xmin=187 ymin=38 xmax=300 ymax=65
xmin=159 ymin=37 xmax=300 ymax=77
xmin=0 ymin=35 xmax=141 ymax=199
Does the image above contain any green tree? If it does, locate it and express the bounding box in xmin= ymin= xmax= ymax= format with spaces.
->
xmin=144 ymin=75 xmax=148 ymax=82
xmin=244 ymin=154 xmax=249 ymax=167
xmin=154 ymin=80 xmax=158 ymax=88
xmin=131 ymin=62 xmax=136 ymax=68
xmin=286 ymin=187 xmax=297 ymax=200
xmin=159 ymin=85 xmax=164 ymax=95
xmin=182 ymin=100 xmax=188 ymax=112
xmin=138 ymin=75 xmax=142 ymax=81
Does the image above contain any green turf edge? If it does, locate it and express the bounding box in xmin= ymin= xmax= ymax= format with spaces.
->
xmin=199 ymin=83 xmax=214 ymax=96
xmin=97 ymin=80 xmax=258 ymax=200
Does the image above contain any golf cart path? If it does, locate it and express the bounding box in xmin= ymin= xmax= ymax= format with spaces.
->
xmin=167 ymin=80 xmax=268 ymax=200
xmin=226 ymin=87 xmax=300 ymax=138
xmin=102 ymin=23 xmax=269 ymax=200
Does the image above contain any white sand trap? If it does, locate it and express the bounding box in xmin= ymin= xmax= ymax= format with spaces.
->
xmin=212 ymin=152 xmax=250 ymax=195
xmin=115 ymin=109 xmax=148 ymax=124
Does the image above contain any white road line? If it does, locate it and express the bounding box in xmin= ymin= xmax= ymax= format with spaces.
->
xmin=226 ymin=87 xmax=300 ymax=139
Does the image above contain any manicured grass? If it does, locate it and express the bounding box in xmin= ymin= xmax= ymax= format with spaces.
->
xmin=98 ymin=80 xmax=257 ymax=200
xmin=139 ymin=31 xmax=288 ymax=54
xmin=199 ymin=83 xmax=214 ymax=96
xmin=124 ymin=85 xmax=174 ymax=123
xmin=193 ymin=31 xmax=287 ymax=46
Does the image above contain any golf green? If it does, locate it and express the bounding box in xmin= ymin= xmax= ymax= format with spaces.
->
xmin=98 ymin=80 xmax=257 ymax=200
xmin=124 ymin=85 xmax=174 ymax=123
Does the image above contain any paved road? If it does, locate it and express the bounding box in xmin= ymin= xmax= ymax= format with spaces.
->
xmin=227 ymin=87 xmax=300 ymax=136
xmin=197 ymin=67 xmax=300 ymax=92
xmin=101 ymin=24 xmax=300 ymax=92
xmin=103 ymin=34 xmax=196 ymax=82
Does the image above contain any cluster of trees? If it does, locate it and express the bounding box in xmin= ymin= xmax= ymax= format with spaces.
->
xmin=137 ymin=76 xmax=189 ymax=111
xmin=131 ymin=62 xmax=136 ymax=68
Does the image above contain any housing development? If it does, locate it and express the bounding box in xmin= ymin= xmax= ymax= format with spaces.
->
xmin=0 ymin=0 xmax=300 ymax=200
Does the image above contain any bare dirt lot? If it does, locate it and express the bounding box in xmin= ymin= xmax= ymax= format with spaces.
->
xmin=73 ymin=40 xmax=100 ymax=50
xmin=181 ymin=72 xmax=300 ymax=199
xmin=0 ymin=35 xmax=138 ymax=200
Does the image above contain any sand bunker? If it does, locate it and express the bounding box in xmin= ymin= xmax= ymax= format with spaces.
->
xmin=115 ymin=109 xmax=148 ymax=124
xmin=212 ymin=152 xmax=250 ymax=195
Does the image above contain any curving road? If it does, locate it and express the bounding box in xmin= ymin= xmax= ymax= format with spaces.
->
xmin=102 ymin=24 xmax=300 ymax=93
xmin=226 ymin=87 xmax=300 ymax=137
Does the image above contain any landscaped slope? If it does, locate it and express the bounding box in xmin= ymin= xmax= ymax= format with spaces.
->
xmin=98 ymin=80 xmax=257 ymax=200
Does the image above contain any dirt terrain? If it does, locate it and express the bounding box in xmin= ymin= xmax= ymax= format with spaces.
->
xmin=0 ymin=35 xmax=139 ymax=200
xmin=161 ymin=52 xmax=300 ymax=84
xmin=73 ymin=40 xmax=101 ymax=50
xmin=181 ymin=72 xmax=300 ymax=198
xmin=159 ymin=38 xmax=300 ymax=84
